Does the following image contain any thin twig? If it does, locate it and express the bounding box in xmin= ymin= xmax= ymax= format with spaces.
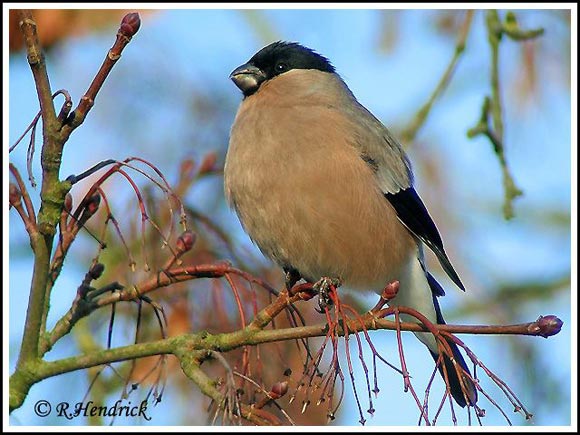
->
xmin=402 ymin=10 xmax=474 ymax=143
xmin=60 ymin=13 xmax=141 ymax=136
xmin=18 ymin=10 xmax=57 ymax=130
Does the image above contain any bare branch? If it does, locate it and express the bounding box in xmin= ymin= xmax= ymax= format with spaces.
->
xmin=61 ymin=13 xmax=141 ymax=135
xmin=18 ymin=10 xmax=57 ymax=131
xmin=402 ymin=10 xmax=474 ymax=143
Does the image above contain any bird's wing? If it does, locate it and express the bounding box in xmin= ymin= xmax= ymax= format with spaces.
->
xmin=348 ymin=100 xmax=465 ymax=291
xmin=385 ymin=187 xmax=465 ymax=291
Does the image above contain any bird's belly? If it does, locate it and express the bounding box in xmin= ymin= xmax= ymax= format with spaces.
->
xmin=225 ymin=100 xmax=416 ymax=291
xmin=227 ymin=157 xmax=416 ymax=291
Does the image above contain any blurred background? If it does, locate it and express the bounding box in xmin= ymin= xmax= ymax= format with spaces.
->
xmin=7 ymin=7 xmax=573 ymax=427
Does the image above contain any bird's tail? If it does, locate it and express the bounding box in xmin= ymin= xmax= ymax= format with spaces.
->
xmin=426 ymin=272 xmax=478 ymax=407
xmin=390 ymin=258 xmax=478 ymax=407
xmin=428 ymin=341 xmax=477 ymax=407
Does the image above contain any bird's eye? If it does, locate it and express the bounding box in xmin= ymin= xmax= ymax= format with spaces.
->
xmin=275 ymin=62 xmax=288 ymax=73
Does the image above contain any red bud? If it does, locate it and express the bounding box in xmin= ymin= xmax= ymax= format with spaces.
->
xmin=270 ymin=381 xmax=288 ymax=399
xmin=198 ymin=152 xmax=218 ymax=175
xmin=89 ymin=263 xmax=105 ymax=280
xmin=536 ymin=315 xmax=563 ymax=338
xmin=176 ymin=230 xmax=196 ymax=253
xmin=120 ymin=12 xmax=141 ymax=37
xmin=180 ymin=159 xmax=196 ymax=180
xmin=86 ymin=192 xmax=101 ymax=216
xmin=64 ymin=193 xmax=73 ymax=213
xmin=9 ymin=183 xmax=22 ymax=208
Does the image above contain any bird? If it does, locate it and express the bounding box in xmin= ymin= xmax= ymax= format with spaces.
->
xmin=224 ymin=41 xmax=478 ymax=408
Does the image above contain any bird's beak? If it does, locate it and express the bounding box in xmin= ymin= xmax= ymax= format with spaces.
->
xmin=229 ymin=63 xmax=266 ymax=95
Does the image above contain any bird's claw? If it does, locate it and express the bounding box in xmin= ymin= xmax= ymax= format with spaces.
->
xmin=313 ymin=277 xmax=342 ymax=313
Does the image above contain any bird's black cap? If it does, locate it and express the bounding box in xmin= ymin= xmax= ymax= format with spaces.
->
xmin=248 ymin=41 xmax=335 ymax=76
xmin=230 ymin=41 xmax=335 ymax=96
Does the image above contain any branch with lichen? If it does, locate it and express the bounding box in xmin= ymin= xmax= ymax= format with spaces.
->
xmin=10 ymin=8 xmax=141 ymax=413
xmin=9 ymin=268 xmax=562 ymax=419
xmin=468 ymin=10 xmax=543 ymax=219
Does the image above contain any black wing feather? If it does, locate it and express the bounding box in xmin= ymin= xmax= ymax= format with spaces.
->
xmin=385 ymin=187 xmax=465 ymax=291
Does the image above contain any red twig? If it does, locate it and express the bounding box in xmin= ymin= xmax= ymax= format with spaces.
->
xmin=9 ymin=163 xmax=37 ymax=230
xmin=62 ymin=13 xmax=141 ymax=134
xmin=394 ymin=308 xmax=431 ymax=425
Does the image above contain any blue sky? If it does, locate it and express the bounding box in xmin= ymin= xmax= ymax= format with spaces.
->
xmin=6 ymin=6 xmax=575 ymax=428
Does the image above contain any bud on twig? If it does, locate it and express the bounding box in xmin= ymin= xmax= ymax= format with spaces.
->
xmin=253 ymin=381 xmax=289 ymax=410
xmin=9 ymin=183 xmax=22 ymax=208
xmin=89 ymin=263 xmax=105 ymax=280
xmin=120 ymin=12 xmax=141 ymax=38
xmin=371 ymin=280 xmax=400 ymax=313
xmin=199 ymin=152 xmax=218 ymax=175
xmin=269 ymin=381 xmax=288 ymax=400
xmin=535 ymin=315 xmax=563 ymax=338
xmin=86 ymin=192 xmax=101 ymax=216
xmin=64 ymin=192 xmax=73 ymax=213
xmin=77 ymin=192 xmax=101 ymax=227
xmin=180 ymin=159 xmax=196 ymax=181
xmin=176 ymin=230 xmax=197 ymax=254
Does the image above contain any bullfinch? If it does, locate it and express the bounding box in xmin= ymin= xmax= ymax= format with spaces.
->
xmin=225 ymin=41 xmax=478 ymax=408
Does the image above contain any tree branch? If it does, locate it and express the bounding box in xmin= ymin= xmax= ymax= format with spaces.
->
xmin=467 ymin=10 xmax=542 ymax=219
xmin=18 ymin=10 xmax=57 ymax=132
xmin=15 ymin=9 xmax=61 ymax=368
xmin=402 ymin=10 xmax=474 ymax=143
xmin=11 ymin=276 xmax=562 ymax=413
xmin=40 ymin=263 xmax=277 ymax=355
xmin=11 ymin=10 xmax=143 ymax=411
xmin=60 ymin=12 xmax=141 ymax=137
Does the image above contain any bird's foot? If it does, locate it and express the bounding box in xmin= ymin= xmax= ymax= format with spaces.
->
xmin=313 ymin=277 xmax=342 ymax=313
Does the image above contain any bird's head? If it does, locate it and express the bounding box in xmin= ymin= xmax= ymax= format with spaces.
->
xmin=229 ymin=41 xmax=335 ymax=97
